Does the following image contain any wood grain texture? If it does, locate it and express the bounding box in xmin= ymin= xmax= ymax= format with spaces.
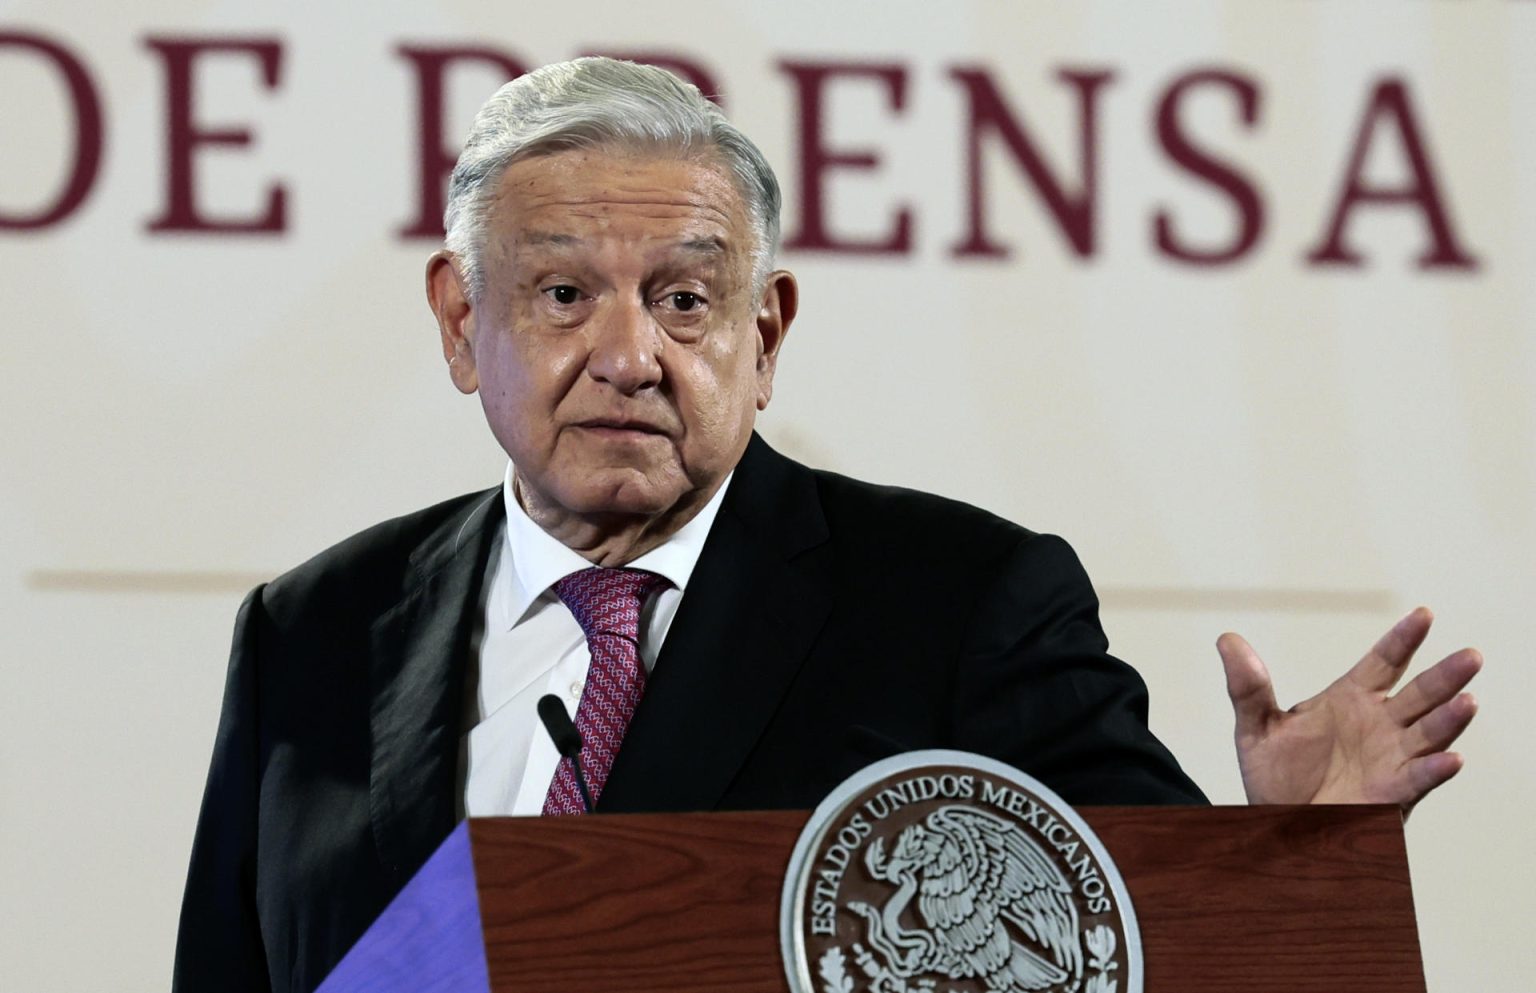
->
xmin=1092 ymin=805 xmax=1425 ymax=993
xmin=471 ymin=812 xmax=799 ymax=992
xmin=468 ymin=805 xmax=1424 ymax=993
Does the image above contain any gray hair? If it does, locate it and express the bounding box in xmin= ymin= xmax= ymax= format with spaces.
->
xmin=444 ymin=57 xmax=782 ymax=299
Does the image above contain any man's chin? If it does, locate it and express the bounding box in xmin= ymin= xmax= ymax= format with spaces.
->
xmin=551 ymin=472 xmax=699 ymax=522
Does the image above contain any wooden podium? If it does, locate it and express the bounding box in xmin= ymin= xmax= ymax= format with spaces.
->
xmin=316 ymin=805 xmax=1425 ymax=993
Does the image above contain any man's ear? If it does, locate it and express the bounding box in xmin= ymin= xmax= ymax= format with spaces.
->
xmin=753 ymin=269 xmax=798 ymax=411
xmin=426 ymin=250 xmax=479 ymax=394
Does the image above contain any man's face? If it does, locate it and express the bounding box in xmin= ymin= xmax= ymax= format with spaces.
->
xmin=428 ymin=148 xmax=794 ymax=537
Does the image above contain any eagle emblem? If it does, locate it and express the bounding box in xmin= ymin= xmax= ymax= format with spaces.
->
xmin=781 ymin=752 xmax=1138 ymax=993
xmin=849 ymin=806 xmax=1082 ymax=992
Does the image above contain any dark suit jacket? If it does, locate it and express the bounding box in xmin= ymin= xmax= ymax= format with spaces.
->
xmin=173 ymin=434 xmax=1204 ymax=992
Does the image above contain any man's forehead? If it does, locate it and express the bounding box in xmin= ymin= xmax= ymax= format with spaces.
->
xmin=494 ymin=150 xmax=745 ymax=223
xmin=518 ymin=230 xmax=729 ymax=256
xmin=478 ymin=149 xmax=757 ymax=281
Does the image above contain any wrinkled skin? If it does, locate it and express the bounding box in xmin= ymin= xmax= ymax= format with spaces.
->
xmin=427 ymin=148 xmax=796 ymax=565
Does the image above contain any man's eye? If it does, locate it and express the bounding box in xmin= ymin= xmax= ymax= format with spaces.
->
xmin=545 ymin=285 xmax=581 ymax=305
xmin=667 ymin=292 xmax=702 ymax=312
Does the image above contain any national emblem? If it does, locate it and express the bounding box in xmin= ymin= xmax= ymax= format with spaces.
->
xmin=781 ymin=751 xmax=1140 ymax=993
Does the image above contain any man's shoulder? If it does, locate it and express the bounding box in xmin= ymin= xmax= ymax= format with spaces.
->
xmin=258 ymin=487 xmax=500 ymax=621
xmin=817 ymin=469 xmax=1089 ymax=598
xmin=749 ymin=445 xmax=1097 ymax=639
xmin=772 ymin=448 xmax=1053 ymax=575
xmin=811 ymin=464 xmax=1031 ymax=539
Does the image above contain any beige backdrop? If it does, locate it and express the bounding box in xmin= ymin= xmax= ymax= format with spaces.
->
xmin=2 ymin=1 xmax=1531 ymax=989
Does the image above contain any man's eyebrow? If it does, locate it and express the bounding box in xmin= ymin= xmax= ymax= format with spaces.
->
xmin=678 ymin=236 xmax=727 ymax=256
xmin=521 ymin=231 xmax=583 ymax=247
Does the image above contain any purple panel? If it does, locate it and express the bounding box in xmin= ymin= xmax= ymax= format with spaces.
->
xmin=316 ymin=822 xmax=490 ymax=993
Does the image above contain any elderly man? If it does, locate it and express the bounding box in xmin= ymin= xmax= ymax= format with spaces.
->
xmin=173 ymin=58 xmax=1481 ymax=992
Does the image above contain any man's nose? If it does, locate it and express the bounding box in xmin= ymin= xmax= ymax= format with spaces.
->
xmin=586 ymin=296 xmax=663 ymax=394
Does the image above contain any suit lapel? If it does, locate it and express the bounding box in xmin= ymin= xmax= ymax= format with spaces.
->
xmin=367 ymin=489 xmax=502 ymax=883
xmin=600 ymin=435 xmax=832 ymax=812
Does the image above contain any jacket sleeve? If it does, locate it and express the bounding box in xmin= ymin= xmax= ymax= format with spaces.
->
xmin=953 ymin=533 xmax=1208 ymax=806
xmin=172 ymin=586 xmax=274 ymax=992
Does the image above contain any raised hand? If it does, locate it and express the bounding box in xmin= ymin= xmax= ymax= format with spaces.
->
xmin=1217 ymin=607 xmax=1481 ymax=812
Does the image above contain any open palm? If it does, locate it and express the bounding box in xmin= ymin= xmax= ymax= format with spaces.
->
xmin=1218 ymin=607 xmax=1482 ymax=811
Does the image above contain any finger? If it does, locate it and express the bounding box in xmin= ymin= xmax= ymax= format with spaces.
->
xmin=1217 ymin=632 xmax=1279 ymax=741
xmin=1348 ymin=606 xmax=1434 ymax=693
xmin=1386 ymin=647 xmax=1483 ymax=725
xmin=1398 ymin=750 xmax=1466 ymax=811
xmin=1405 ymin=692 xmax=1479 ymax=758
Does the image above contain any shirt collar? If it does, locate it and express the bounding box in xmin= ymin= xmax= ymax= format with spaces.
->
xmin=498 ymin=463 xmax=734 ymax=630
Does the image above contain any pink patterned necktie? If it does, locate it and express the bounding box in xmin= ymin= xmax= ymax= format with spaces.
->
xmin=542 ymin=566 xmax=669 ymax=815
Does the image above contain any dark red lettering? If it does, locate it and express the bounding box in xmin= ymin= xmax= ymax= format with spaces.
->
xmin=142 ymin=37 xmax=286 ymax=233
xmin=0 ymin=31 xmax=104 ymax=230
xmin=949 ymin=67 xmax=1115 ymax=260
xmin=778 ymin=61 xmax=912 ymax=254
xmin=1153 ymin=69 xmax=1265 ymax=265
xmin=396 ymin=45 xmax=527 ymax=239
xmin=1306 ymin=78 xmax=1478 ymax=270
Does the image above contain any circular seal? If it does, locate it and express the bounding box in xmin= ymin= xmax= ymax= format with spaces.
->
xmin=780 ymin=750 xmax=1140 ymax=993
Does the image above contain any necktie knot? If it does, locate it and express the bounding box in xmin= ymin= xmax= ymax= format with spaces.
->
xmin=553 ymin=567 xmax=669 ymax=641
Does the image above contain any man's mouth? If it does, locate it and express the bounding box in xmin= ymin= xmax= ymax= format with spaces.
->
xmin=574 ymin=417 xmax=669 ymax=436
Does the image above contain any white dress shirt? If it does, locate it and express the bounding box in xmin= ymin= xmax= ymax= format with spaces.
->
xmin=460 ymin=464 xmax=732 ymax=817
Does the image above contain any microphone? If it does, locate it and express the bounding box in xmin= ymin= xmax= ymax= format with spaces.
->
xmin=537 ymin=694 xmax=594 ymax=814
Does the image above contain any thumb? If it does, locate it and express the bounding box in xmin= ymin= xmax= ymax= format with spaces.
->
xmin=1218 ymin=632 xmax=1279 ymax=741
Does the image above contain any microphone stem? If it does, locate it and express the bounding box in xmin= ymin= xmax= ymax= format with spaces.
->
xmin=570 ymin=753 xmax=595 ymax=814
